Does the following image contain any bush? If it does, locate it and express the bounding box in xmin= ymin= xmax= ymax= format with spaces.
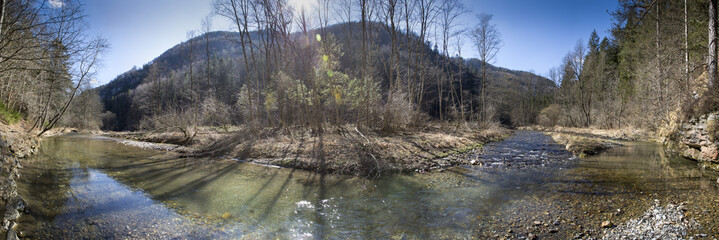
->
xmin=537 ymin=104 xmax=561 ymax=127
xmin=0 ymin=102 xmax=23 ymax=124
xmin=138 ymin=108 xmax=198 ymax=144
xmin=381 ymin=91 xmax=417 ymax=132
xmin=200 ymin=97 xmax=232 ymax=127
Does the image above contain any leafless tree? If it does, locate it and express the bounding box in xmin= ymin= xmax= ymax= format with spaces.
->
xmin=709 ymin=0 xmax=717 ymax=88
xmin=470 ymin=13 xmax=500 ymax=122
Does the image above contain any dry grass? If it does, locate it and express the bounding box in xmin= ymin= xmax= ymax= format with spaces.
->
xmin=520 ymin=125 xmax=651 ymax=141
xmin=548 ymin=132 xmax=621 ymax=157
xmin=111 ymin=124 xmax=509 ymax=177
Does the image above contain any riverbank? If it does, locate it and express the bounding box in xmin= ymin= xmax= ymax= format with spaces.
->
xmin=0 ymin=122 xmax=39 ymax=240
xmin=664 ymin=112 xmax=719 ymax=171
xmin=519 ymin=126 xmax=641 ymax=157
xmin=105 ymin=124 xmax=509 ymax=177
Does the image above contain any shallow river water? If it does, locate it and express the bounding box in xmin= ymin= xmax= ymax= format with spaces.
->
xmin=15 ymin=131 xmax=719 ymax=239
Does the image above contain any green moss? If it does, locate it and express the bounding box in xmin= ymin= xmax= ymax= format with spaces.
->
xmin=0 ymin=102 xmax=22 ymax=124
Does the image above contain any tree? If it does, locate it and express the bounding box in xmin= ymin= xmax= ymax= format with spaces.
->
xmin=470 ymin=13 xmax=501 ymax=122
xmin=214 ymin=0 xmax=259 ymax=123
xmin=437 ymin=0 xmax=466 ymax=121
xmin=202 ymin=15 xmax=213 ymax=97
xmin=710 ymin=0 xmax=717 ymax=88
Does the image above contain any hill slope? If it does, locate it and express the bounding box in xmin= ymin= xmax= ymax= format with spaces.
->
xmin=96 ymin=22 xmax=555 ymax=130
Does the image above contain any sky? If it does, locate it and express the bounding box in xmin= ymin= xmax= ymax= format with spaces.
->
xmin=83 ymin=0 xmax=618 ymax=86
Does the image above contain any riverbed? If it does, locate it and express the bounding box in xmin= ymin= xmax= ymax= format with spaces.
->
xmin=15 ymin=131 xmax=719 ymax=239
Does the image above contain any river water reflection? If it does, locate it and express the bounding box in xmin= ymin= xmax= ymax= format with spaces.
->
xmin=15 ymin=133 xmax=719 ymax=239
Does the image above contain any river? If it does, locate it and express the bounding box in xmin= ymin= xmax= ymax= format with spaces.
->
xmin=15 ymin=131 xmax=719 ymax=239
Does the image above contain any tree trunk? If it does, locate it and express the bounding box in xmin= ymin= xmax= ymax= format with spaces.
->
xmin=709 ymin=0 xmax=717 ymax=88
xmin=685 ymin=0 xmax=690 ymax=94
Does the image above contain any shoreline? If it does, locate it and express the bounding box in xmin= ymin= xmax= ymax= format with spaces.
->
xmin=100 ymin=125 xmax=510 ymax=177
xmin=518 ymin=126 xmax=635 ymax=157
xmin=0 ymin=123 xmax=39 ymax=240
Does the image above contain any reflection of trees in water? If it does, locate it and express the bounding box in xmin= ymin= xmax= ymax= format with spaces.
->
xmin=20 ymin=156 xmax=73 ymax=221
xmin=581 ymin=142 xmax=719 ymax=193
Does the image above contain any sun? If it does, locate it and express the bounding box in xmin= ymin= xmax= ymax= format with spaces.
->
xmin=288 ymin=0 xmax=317 ymax=13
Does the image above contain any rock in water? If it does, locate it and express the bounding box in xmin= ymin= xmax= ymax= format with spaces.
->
xmin=601 ymin=220 xmax=612 ymax=228
xmin=221 ymin=212 xmax=232 ymax=219
xmin=6 ymin=228 xmax=19 ymax=240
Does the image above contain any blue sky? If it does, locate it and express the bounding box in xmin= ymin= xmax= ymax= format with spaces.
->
xmin=460 ymin=0 xmax=618 ymax=75
xmin=84 ymin=0 xmax=618 ymax=86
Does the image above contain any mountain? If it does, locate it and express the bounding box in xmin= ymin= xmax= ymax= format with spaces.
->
xmin=96 ymin=22 xmax=555 ymax=130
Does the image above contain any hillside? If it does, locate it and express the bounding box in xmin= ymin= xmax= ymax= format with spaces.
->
xmin=96 ymin=22 xmax=555 ymax=130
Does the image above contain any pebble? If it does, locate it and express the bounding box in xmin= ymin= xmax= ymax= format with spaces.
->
xmin=602 ymin=203 xmax=696 ymax=239
xmin=601 ymin=220 xmax=612 ymax=228
xmin=533 ymin=221 xmax=542 ymax=226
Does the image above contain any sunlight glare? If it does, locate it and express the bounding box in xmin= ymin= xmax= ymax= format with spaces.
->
xmin=288 ymin=0 xmax=317 ymax=13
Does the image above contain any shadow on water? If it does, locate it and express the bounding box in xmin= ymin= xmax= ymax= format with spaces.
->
xmin=16 ymin=132 xmax=719 ymax=239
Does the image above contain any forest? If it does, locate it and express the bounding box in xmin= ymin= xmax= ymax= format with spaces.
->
xmin=3 ymin=1 xmax=719 ymax=239
xmin=0 ymin=0 xmax=717 ymax=144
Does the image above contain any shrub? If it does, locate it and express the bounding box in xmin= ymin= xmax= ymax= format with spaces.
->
xmin=537 ymin=104 xmax=561 ymax=127
xmin=0 ymin=102 xmax=23 ymax=124
xmin=381 ymin=91 xmax=416 ymax=131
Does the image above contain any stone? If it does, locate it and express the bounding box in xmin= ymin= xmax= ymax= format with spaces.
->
xmin=3 ymin=209 xmax=18 ymax=222
xmin=221 ymin=212 xmax=232 ymax=219
xmin=6 ymin=196 xmax=25 ymax=211
xmin=6 ymin=228 xmax=18 ymax=240
xmin=683 ymin=148 xmax=702 ymax=161
xmin=533 ymin=221 xmax=542 ymax=226
xmin=601 ymin=220 xmax=612 ymax=228
xmin=701 ymin=145 xmax=719 ymax=162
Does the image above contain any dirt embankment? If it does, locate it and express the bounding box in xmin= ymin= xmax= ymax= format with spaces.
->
xmin=0 ymin=122 xmax=39 ymax=240
xmin=107 ymin=125 xmax=509 ymax=177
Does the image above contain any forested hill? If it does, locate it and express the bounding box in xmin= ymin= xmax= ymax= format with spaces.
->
xmin=96 ymin=22 xmax=554 ymax=131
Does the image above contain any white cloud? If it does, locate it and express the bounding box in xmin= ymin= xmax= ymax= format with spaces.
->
xmin=49 ymin=0 xmax=64 ymax=8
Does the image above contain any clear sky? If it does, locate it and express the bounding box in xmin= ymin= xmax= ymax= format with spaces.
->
xmin=459 ymin=0 xmax=619 ymax=76
xmin=84 ymin=0 xmax=618 ymax=86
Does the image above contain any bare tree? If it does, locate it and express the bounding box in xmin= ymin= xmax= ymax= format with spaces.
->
xmin=470 ymin=13 xmax=500 ymax=122
xmin=37 ymin=37 xmax=108 ymax=136
xmin=415 ymin=0 xmax=438 ymax=112
xmin=710 ymin=0 xmax=717 ymax=88
xmin=438 ymin=0 xmax=466 ymax=121
xmin=213 ymin=0 xmax=259 ymax=123
xmin=201 ymin=15 xmax=213 ymax=96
